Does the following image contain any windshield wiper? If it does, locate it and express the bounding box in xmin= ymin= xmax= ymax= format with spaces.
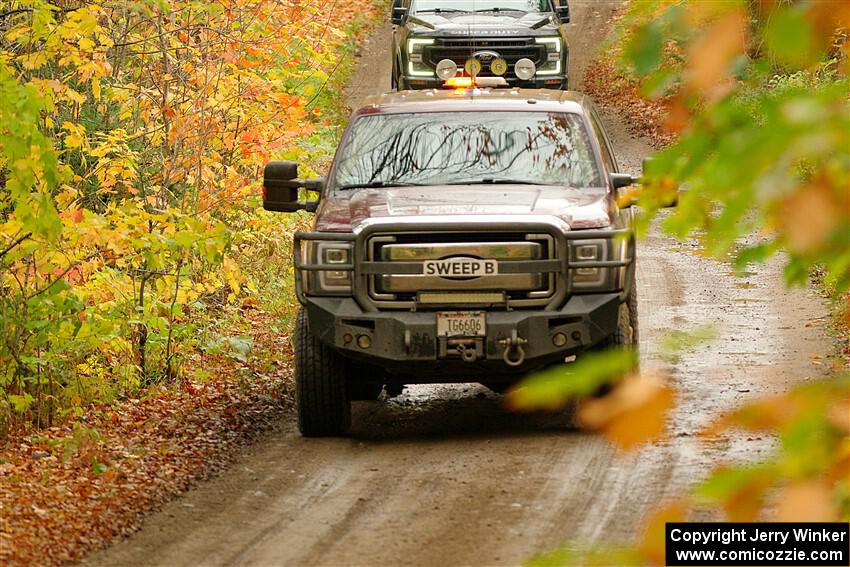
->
xmin=336 ymin=181 xmax=426 ymax=191
xmin=416 ymin=8 xmax=469 ymax=13
xmin=444 ymin=178 xmax=547 ymax=185
xmin=474 ymin=7 xmax=527 ymax=13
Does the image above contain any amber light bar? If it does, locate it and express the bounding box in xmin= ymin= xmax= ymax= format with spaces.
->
xmin=445 ymin=76 xmax=473 ymax=88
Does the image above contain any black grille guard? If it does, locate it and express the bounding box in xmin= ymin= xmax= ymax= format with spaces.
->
xmin=293 ymin=223 xmax=634 ymax=311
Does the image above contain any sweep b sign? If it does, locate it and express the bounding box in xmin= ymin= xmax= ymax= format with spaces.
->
xmin=423 ymin=257 xmax=498 ymax=280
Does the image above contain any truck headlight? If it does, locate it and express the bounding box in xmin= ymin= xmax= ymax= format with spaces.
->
xmin=302 ymin=241 xmax=353 ymax=296
xmin=568 ymin=236 xmax=631 ymax=291
xmin=535 ymin=36 xmax=562 ymax=76
xmin=407 ymin=38 xmax=435 ymax=77
xmin=569 ymin=239 xmax=607 ymax=289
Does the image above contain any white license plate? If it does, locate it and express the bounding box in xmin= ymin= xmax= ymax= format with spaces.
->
xmin=437 ymin=311 xmax=486 ymax=337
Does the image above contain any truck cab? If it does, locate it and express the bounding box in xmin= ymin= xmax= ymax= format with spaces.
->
xmin=262 ymin=89 xmax=641 ymax=436
xmin=391 ymin=0 xmax=570 ymax=90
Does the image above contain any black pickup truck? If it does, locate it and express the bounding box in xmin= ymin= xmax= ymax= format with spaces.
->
xmin=390 ymin=0 xmax=570 ymax=89
xmin=262 ymin=88 xmax=646 ymax=436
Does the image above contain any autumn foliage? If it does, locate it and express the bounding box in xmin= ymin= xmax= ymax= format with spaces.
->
xmin=520 ymin=1 xmax=849 ymax=564
xmin=0 ymin=0 xmax=380 ymax=432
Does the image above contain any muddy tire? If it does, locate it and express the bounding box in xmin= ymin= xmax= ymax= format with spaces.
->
xmin=605 ymin=302 xmax=635 ymax=348
xmin=627 ymin=266 xmax=639 ymax=346
xmin=295 ymin=309 xmax=351 ymax=437
xmin=604 ymin=265 xmax=638 ymax=349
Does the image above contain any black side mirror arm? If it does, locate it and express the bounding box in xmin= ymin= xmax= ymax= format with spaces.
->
xmin=302 ymin=177 xmax=325 ymax=212
xmin=555 ymin=1 xmax=570 ymax=23
xmin=391 ymin=5 xmax=408 ymax=26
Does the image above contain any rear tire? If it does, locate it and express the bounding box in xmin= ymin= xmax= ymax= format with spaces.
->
xmin=295 ymin=309 xmax=351 ymax=436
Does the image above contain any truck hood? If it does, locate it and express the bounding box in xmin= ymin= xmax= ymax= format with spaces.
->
xmin=314 ymin=186 xmax=615 ymax=232
xmin=410 ymin=12 xmax=559 ymax=36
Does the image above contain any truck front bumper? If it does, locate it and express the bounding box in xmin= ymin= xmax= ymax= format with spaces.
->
xmin=304 ymin=292 xmax=620 ymax=380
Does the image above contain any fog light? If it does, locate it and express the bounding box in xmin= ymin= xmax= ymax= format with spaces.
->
xmin=571 ymin=331 xmax=582 ymax=342
xmin=552 ymin=332 xmax=567 ymax=347
xmin=436 ymin=59 xmax=458 ymax=80
xmin=490 ymin=57 xmax=508 ymax=76
xmin=464 ymin=57 xmax=482 ymax=77
xmin=514 ymin=58 xmax=536 ymax=80
xmin=357 ymin=335 xmax=372 ymax=349
xmin=343 ymin=333 xmax=353 ymax=345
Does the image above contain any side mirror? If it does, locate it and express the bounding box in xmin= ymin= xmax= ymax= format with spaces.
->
xmin=262 ymin=161 xmax=321 ymax=213
xmin=391 ymin=1 xmax=408 ymax=25
xmin=611 ymin=172 xmax=637 ymax=190
xmin=555 ymin=1 xmax=570 ymax=23
xmin=611 ymin=172 xmax=638 ymax=207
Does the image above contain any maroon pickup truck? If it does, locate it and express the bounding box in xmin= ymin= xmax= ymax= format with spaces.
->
xmin=262 ymin=88 xmax=642 ymax=436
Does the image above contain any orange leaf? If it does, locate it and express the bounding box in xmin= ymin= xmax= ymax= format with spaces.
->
xmin=639 ymin=500 xmax=690 ymax=566
xmin=577 ymin=372 xmax=675 ymax=451
xmin=723 ymin=468 xmax=774 ymax=521
xmin=778 ymin=180 xmax=843 ymax=254
xmin=686 ymin=10 xmax=747 ymax=98
xmin=775 ymin=480 xmax=837 ymax=522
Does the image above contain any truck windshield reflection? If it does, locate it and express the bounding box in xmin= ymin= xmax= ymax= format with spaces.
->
xmin=333 ymin=111 xmax=602 ymax=189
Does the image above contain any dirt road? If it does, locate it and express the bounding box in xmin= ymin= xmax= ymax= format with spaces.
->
xmin=85 ymin=2 xmax=832 ymax=566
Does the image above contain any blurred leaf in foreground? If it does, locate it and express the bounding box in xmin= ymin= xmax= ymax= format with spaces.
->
xmin=505 ymin=349 xmax=637 ymax=412
xmin=577 ymin=372 xmax=674 ymax=451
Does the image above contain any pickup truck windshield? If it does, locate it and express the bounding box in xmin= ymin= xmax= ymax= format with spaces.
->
xmin=413 ymin=0 xmax=552 ymax=13
xmin=333 ymin=111 xmax=602 ymax=190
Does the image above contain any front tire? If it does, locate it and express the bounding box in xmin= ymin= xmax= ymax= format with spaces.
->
xmin=295 ymin=309 xmax=351 ymax=436
xmin=604 ymin=261 xmax=639 ymax=349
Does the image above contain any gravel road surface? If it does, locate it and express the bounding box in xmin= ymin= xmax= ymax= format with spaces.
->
xmin=85 ymin=2 xmax=832 ymax=566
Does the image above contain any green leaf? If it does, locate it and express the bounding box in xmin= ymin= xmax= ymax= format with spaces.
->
xmin=694 ymin=464 xmax=775 ymax=505
xmin=624 ymin=20 xmax=663 ymax=77
xmin=9 ymin=393 xmax=35 ymax=413
xmin=764 ymin=7 xmax=817 ymax=70
xmin=225 ymin=335 xmax=254 ymax=363
xmin=507 ymin=348 xmax=637 ymax=411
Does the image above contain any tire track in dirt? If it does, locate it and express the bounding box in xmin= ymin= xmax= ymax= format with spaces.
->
xmin=83 ymin=2 xmax=833 ymax=566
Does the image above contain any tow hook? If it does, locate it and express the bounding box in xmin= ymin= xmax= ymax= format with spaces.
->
xmin=456 ymin=343 xmax=478 ymax=363
xmin=499 ymin=329 xmax=527 ymax=367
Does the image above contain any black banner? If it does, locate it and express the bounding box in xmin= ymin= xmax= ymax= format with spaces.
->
xmin=666 ymin=522 xmax=850 ymax=566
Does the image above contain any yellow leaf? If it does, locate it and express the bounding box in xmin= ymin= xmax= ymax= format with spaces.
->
xmin=78 ymin=37 xmax=95 ymax=51
xmin=17 ymin=51 xmax=49 ymax=70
